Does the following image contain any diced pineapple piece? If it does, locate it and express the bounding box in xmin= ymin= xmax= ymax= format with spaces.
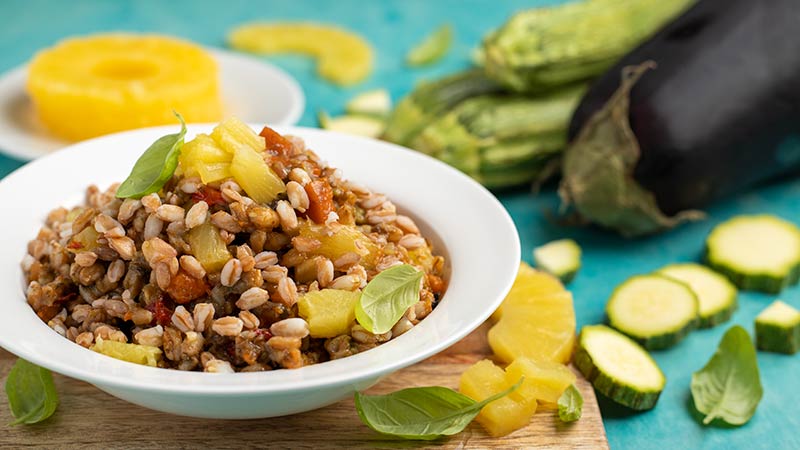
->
xmin=492 ymin=263 xmax=565 ymax=321
xmin=505 ymin=357 xmax=576 ymax=404
xmin=182 ymin=134 xmax=231 ymax=165
xmin=229 ymin=145 xmax=286 ymax=204
xmin=186 ymin=222 xmax=232 ymax=272
xmin=68 ymin=225 xmax=100 ymax=253
xmin=196 ymin=162 xmax=233 ymax=184
xmin=298 ymin=289 xmax=361 ymax=338
xmin=91 ymin=337 xmax=162 ymax=367
xmin=460 ymin=360 xmax=537 ymax=437
xmin=298 ymin=221 xmax=379 ymax=267
xmin=489 ymin=305 xmax=576 ymax=364
xmin=408 ymin=246 xmax=435 ymax=273
xmin=211 ymin=117 xmax=266 ymax=153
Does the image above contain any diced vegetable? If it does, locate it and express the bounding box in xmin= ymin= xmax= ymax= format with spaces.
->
xmin=482 ymin=0 xmax=693 ymax=93
xmin=606 ymin=274 xmax=698 ymax=350
xmin=90 ymin=338 xmax=162 ymax=367
xmin=459 ymin=360 xmax=537 ymax=437
xmin=504 ymin=357 xmax=576 ymax=404
xmin=318 ymin=111 xmax=385 ymax=138
xmin=345 ymin=89 xmax=392 ymax=117
xmin=298 ymin=221 xmax=378 ymax=267
xmin=230 ymin=145 xmax=286 ymax=204
xmin=657 ymin=263 xmax=737 ymax=328
xmin=298 ymin=289 xmax=361 ymax=338
xmin=755 ymin=300 xmax=800 ymax=354
xmin=575 ymin=325 xmax=665 ymax=411
xmin=562 ymin=1 xmax=800 ymax=236
xmin=186 ymin=222 xmax=232 ymax=272
xmin=533 ymin=238 xmax=581 ymax=283
xmin=705 ymin=215 xmax=800 ymax=294
xmin=406 ymin=24 xmax=453 ymax=66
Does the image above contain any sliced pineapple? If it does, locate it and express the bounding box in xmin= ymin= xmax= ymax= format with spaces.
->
xmin=27 ymin=33 xmax=221 ymax=141
xmin=504 ymin=357 xmax=576 ymax=404
xmin=460 ymin=360 xmax=537 ymax=438
xmin=186 ymin=222 xmax=232 ymax=272
xmin=298 ymin=221 xmax=379 ymax=267
xmin=210 ymin=117 xmax=266 ymax=154
xmin=228 ymin=23 xmax=373 ymax=85
xmin=492 ymin=263 xmax=565 ymax=321
xmin=297 ymin=289 xmax=361 ymax=338
xmin=91 ymin=337 xmax=162 ymax=367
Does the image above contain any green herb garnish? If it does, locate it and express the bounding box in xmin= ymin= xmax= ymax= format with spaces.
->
xmin=406 ymin=24 xmax=453 ymax=66
xmin=557 ymin=384 xmax=583 ymax=422
xmin=355 ymin=264 xmax=424 ymax=334
xmin=5 ymin=359 xmax=59 ymax=425
xmin=116 ymin=112 xmax=187 ymax=199
xmin=691 ymin=325 xmax=763 ymax=426
xmin=354 ymin=378 xmax=522 ymax=440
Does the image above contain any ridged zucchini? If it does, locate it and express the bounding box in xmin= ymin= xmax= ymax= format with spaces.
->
xmin=755 ymin=300 xmax=800 ymax=354
xmin=575 ymin=324 xmax=665 ymax=410
xmin=705 ymin=215 xmax=800 ymax=294
xmin=606 ymin=274 xmax=698 ymax=350
xmin=657 ymin=263 xmax=737 ymax=328
xmin=533 ymin=239 xmax=582 ymax=283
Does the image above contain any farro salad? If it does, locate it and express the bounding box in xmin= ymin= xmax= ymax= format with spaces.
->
xmin=21 ymin=118 xmax=446 ymax=372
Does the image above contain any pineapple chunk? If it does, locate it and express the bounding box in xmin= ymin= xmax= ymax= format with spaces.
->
xmin=298 ymin=221 xmax=378 ymax=267
xmin=186 ymin=222 xmax=231 ymax=272
xmin=504 ymin=357 xmax=576 ymax=404
xmin=298 ymin=289 xmax=361 ymax=338
xmin=460 ymin=360 xmax=537 ymax=437
xmin=489 ymin=304 xmax=576 ymax=364
xmin=230 ymin=145 xmax=286 ymax=205
xmin=196 ymin=162 xmax=233 ymax=184
xmin=492 ymin=263 xmax=564 ymax=321
xmin=211 ymin=117 xmax=266 ymax=153
xmin=68 ymin=225 xmax=100 ymax=253
xmin=181 ymin=134 xmax=231 ymax=165
xmin=91 ymin=337 xmax=162 ymax=367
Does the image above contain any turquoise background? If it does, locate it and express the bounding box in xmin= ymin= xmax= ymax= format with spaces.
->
xmin=1 ymin=1 xmax=798 ymax=448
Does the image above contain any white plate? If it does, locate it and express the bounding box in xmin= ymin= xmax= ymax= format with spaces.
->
xmin=0 ymin=49 xmax=304 ymax=161
xmin=0 ymin=125 xmax=520 ymax=419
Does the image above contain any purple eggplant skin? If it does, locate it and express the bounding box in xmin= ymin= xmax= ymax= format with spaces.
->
xmin=568 ymin=0 xmax=800 ymax=216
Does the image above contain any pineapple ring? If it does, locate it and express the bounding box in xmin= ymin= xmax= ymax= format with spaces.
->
xmin=228 ymin=23 xmax=373 ymax=86
xmin=27 ymin=34 xmax=222 ymax=141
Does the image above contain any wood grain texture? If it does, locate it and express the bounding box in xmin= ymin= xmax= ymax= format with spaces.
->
xmin=0 ymin=323 xmax=607 ymax=449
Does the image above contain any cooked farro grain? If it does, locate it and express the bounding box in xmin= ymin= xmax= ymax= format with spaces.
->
xmin=22 ymin=124 xmax=446 ymax=372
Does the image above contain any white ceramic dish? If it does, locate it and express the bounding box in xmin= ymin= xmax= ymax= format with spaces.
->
xmin=0 ymin=125 xmax=520 ymax=419
xmin=0 ymin=49 xmax=304 ymax=161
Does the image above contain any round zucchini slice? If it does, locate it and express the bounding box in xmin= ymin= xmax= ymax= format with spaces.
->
xmin=575 ymin=325 xmax=665 ymax=410
xmin=606 ymin=274 xmax=698 ymax=350
xmin=705 ymin=215 xmax=800 ymax=294
xmin=658 ymin=263 xmax=737 ymax=328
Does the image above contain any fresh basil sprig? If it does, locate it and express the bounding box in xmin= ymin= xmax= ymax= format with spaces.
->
xmin=5 ymin=359 xmax=59 ymax=425
xmin=116 ymin=112 xmax=187 ymax=199
xmin=355 ymin=264 xmax=424 ymax=334
xmin=355 ymin=378 xmax=522 ymax=440
xmin=557 ymin=384 xmax=583 ymax=423
xmin=691 ymin=325 xmax=763 ymax=426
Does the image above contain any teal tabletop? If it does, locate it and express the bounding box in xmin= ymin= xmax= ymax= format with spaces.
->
xmin=1 ymin=1 xmax=798 ymax=448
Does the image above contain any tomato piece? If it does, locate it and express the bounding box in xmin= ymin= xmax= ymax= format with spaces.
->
xmin=427 ymin=274 xmax=446 ymax=295
xmin=165 ymin=269 xmax=208 ymax=304
xmin=305 ymin=179 xmax=334 ymax=224
xmin=259 ymin=126 xmax=293 ymax=156
xmin=191 ymin=186 xmax=226 ymax=207
xmin=147 ymin=298 xmax=174 ymax=327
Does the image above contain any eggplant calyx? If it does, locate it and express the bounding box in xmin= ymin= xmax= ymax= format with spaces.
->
xmin=558 ymin=61 xmax=704 ymax=238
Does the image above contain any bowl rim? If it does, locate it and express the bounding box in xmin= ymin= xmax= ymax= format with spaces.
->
xmin=0 ymin=124 xmax=520 ymax=395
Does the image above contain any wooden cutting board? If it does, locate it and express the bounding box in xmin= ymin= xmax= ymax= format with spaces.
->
xmin=0 ymin=322 xmax=607 ymax=449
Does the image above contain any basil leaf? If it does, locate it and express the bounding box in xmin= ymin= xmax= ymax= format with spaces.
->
xmin=691 ymin=325 xmax=763 ymax=426
xmin=355 ymin=264 xmax=424 ymax=334
xmin=116 ymin=112 xmax=187 ymax=199
xmin=557 ymin=384 xmax=583 ymax=422
xmin=5 ymin=359 xmax=59 ymax=425
xmin=355 ymin=378 xmax=523 ymax=440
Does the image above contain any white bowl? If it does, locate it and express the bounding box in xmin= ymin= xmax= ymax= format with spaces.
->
xmin=0 ymin=125 xmax=520 ymax=419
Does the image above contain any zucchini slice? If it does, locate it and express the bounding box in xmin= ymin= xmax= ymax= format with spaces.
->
xmin=533 ymin=238 xmax=581 ymax=283
xmin=658 ymin=263 xmax=737 ymax=328
xmin=345 ymin=89 xmax=392 ymax=117
xmin=755 ymin=300 xmax=800 ymax=354
xmin=606 ymin=274 xmax=698 ymax=350
xmin=575 ymin=325 xmax=665 ymax=411
xmin=705 ymin=215 xmax=800 ymax=294
xmin=318 ymin=111 xmax=385 ymax=138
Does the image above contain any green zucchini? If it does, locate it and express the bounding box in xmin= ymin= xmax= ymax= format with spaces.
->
xmin=705 ymin=215 xmax=800 ymax=294
xmin=318 ymin=111 xmax=385 ymax=138
xmin=574 ymin=324 xmax=665 ymax=411
xmin=755 ymin=300 xmax=800 ymax=354
xmin=606 ymin=274 xmax=698 ymax=350
xmin=345 ymin=89 xmax=392 ymax=118
xmin=533 ymin=238 xmax=581 ymax=283
xmin=657 ymin=263 xmax=737 ymax=328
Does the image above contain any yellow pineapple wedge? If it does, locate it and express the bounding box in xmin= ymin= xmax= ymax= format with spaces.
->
xmin=504 ymin=357 xmax=576 ymax=404
xmin=228 ymin=23 xmax=373 ymax=85
xmin=91 ymin=337 xmax=161 ymax=367
xmin=27 ymin=34 xmax=221 ymax=141
xmin=186 ymin=222 xmax=232 ymax=272
xmin=460 ymin=360 xmax=537 ymax=438
xmin=298 ymin=221 xmax=379 ymax=267
xmin=488 ymin=263 xmax=576 ymax=364
xmin=298 ymin=289 xmax=361 ymax=338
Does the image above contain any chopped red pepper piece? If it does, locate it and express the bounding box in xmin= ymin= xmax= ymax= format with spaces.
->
xmin=305 ymin=179 xmax=334 ymax=224
xmin=259 ymin=126 xmax=293 ymax=156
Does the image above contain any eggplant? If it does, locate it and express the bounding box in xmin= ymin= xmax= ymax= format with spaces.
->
xmin=559 ymin=0 xmax=800 ymax=237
